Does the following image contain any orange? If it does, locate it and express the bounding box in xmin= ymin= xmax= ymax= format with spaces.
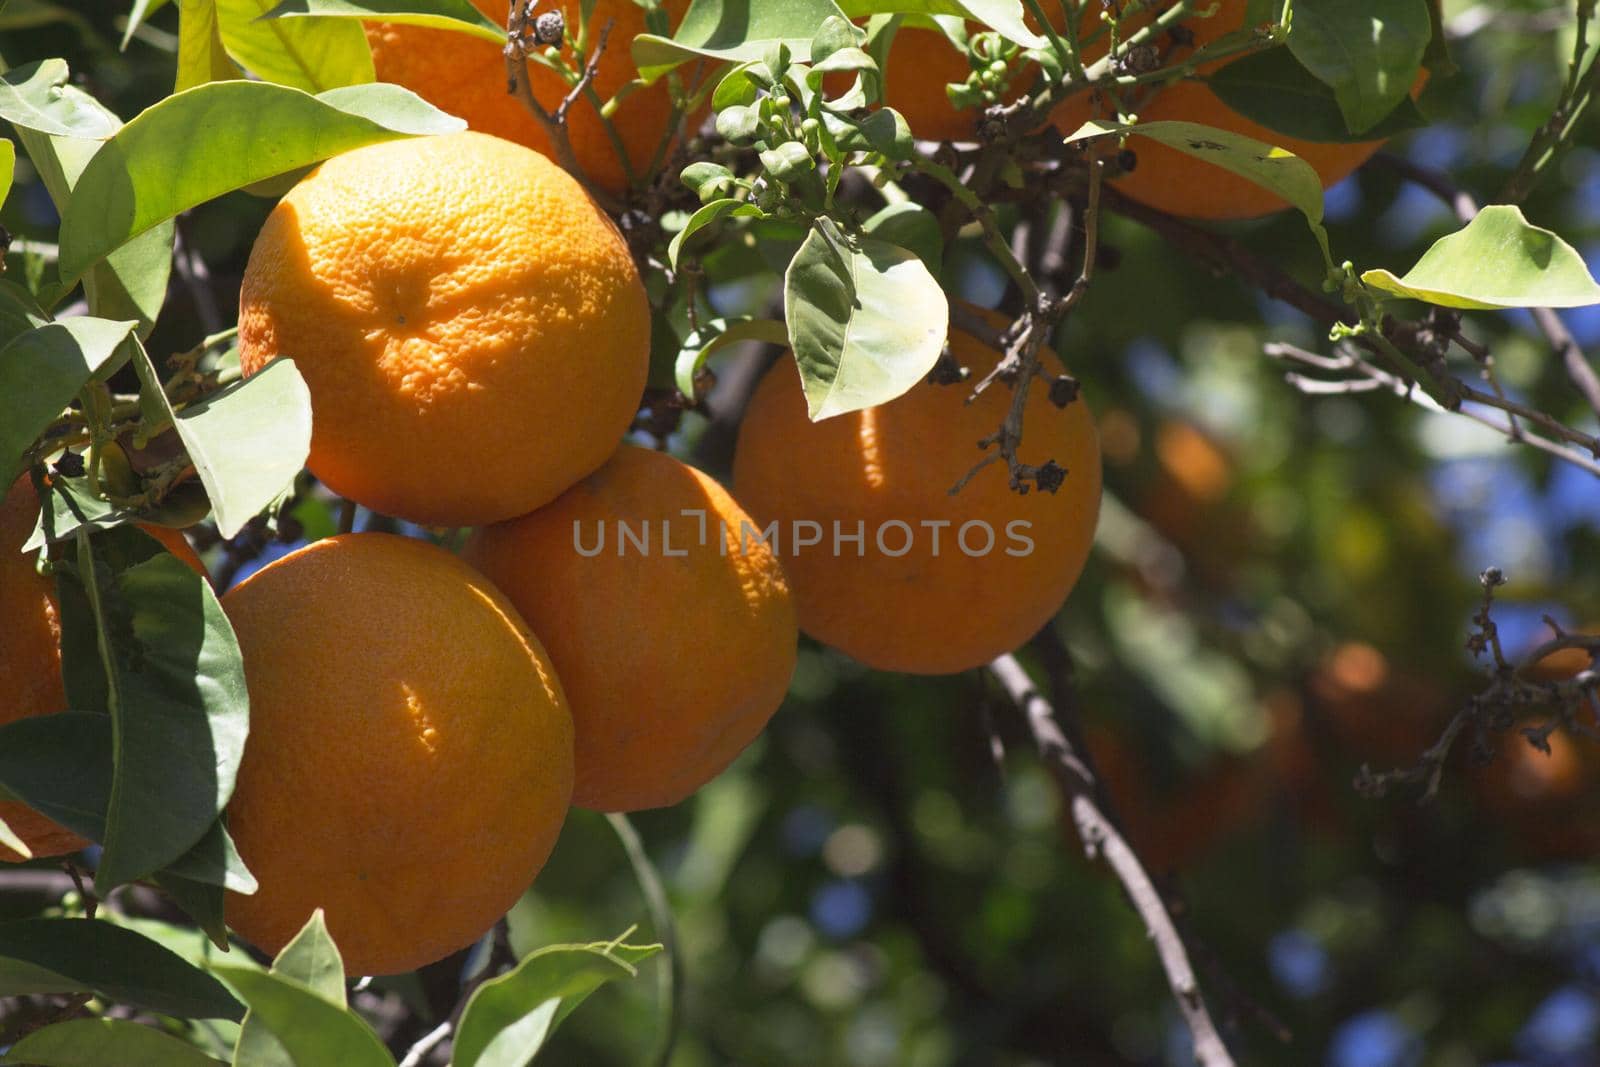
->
xmin=1105 ymin=0 xmax=1413 ymax=219
xmin=0 ymin=476 xmax=205 ymax=863
xmin=464 ymin=446 xmax=796 ymax=812
xmin=731 ymin=307 xmax=1102 ymax=675
xmin=238 ymin=131 xmax=649 ymax=527
xmin=366 ymin=0 xmax=690 ymax=195
xmin=221 ymin=533 xmax=573 ymax=975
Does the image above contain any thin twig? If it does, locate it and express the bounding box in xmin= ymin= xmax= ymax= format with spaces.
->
xmin=1266 ymin=343 xmax=1600 ymax=477
xmin=988 ymin=654 xmax=1237 ymax=1067
xmin=1356 ymin=569 xmax=1600 ymax=800
xmin=397 ymin=1020 xmax=452 ymax=1067
xmin=1498 ymin=0 xmax=1597 ymax=204
xmin=606 ymin=813 xmax=681 ymax=1067
xmin=503 ymin=3 xmax=622 ymax=213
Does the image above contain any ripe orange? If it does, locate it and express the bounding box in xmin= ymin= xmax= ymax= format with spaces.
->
xmin=366 ymin=0 xmax=690 ymax=195
xmin=463 ymin=445 xmax=796 ymax=812
xmin=238 ymin=131 xmax=649 ymax=527
xmin=0 ymin=476 xmax=205 ymax=863
xmin=1107 ymin=0 xmax=1411 ymax=219
xmin=731 ymin=307 xmax=1102 ymax=675
xmin=221 ymin=534 xmax=573 ymax=975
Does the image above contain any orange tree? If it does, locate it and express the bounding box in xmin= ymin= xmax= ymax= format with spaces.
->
xmin=2 ymin=1 xmax=1599 ymax=1064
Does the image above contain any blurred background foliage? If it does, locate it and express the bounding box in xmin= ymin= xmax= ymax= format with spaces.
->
xmin=4 ymin=1 xmax=1600 ymax=1065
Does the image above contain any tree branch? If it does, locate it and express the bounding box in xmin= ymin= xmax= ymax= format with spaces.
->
xmin=503 ymin=3 xmax=621 ymax=213
xmin=988 ymin=653 xmax=1238 ymax=1067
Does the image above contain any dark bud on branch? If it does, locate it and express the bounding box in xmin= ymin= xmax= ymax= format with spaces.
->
xmin=1031 ymin=460 xmax=1067 ymax=494
xmin=533 ymin=10 xmax=565 ymax=46
xmin=1048 ymin=375 xmax=1081 ymax=408
xmin=1114 ymin=44 xmax=1161 ymax=76
xmin=928 ymin=349 xmax=970 ymax=386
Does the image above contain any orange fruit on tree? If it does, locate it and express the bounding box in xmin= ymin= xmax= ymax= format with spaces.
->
xmin=366 ymin=0 xmax=691 ymax=195
xmin=221 ymin=533 xmax=573 ymax=975
xmin=238 ymin=131 xmax=649 ymax=527
xmin=1105 ymin=0 xmax=1418 ymax=219
xmin=731 ymin=306 xmax=1102 ymax=675
xmin=0 ymin=475 xmax=205 ymax=863
xmin=463 ymin=445 xmax=797 ymax=812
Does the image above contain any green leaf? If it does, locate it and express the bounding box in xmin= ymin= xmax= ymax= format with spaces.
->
xmin=0 ymin=712 xmax=113 ymax=847
xmin=0 ymin=59 xmax=118 ymax=138
xmin=713 ymin=103 xmax=761 ymax=143
xmin=1286 ymin=0 xmax=1431 ymax=136
xmin=634 ymin=0 xmax=850 ymax=83
xmin=123 ymin=0 xmax=176 ymax=50
xmin=1360 ymin=204 xmax=1600 ymax=310
xmin=0 ymin=318 xmax=138 ymax=484
xmin=177 ymin=0 xmax=242 ymax=92
xmin=23 ymin=476 xmax=213 ymax=551
xmin=56 ymin=81 xmax=465 ymax=286
xmin=234 ymin=911 xmax=347 ymax=1067
xmin=863 ymin=201 xmax=942 ymax=276
xmin=783 ymin=218 xmax=948 ymax=420
xmin=680 ymin=160 xmax=737 ymax=200
xmin=141 ymin=349 xmax=312 ymax=539
xmin=1067 ymin=117 xmax=1331 ymax=262
xmin=819 ymin=105 xmax=913 ymax=160
xmin=263 ymin=0 xmax=503 ymax=39
xmin=0 ymin=1018 xmax=226 ymax=1066
xmin=152 ymin=871 xmax=229 ymax=950
xmin=1206 ymin=46 xmax=1427 ymax=144
xmin=163 ymin=817 xmax=257 ymax=893
xmin=0 ymin=280 xmax=50 ymax=347
xmin=144 ymin=821 xmax=255 ymax=951
xmin=216 ymin=0 xmax=375 ymax=92
xmin=0 ymin=918 xmax=244 ymax=1020
xmin=833 ymin=0 xmax=1044 ymax=49
xmin=53 ymin=527 xmax=250 ymax=891
xmin=211 ymin=967 xmax=394 ymax=1067
xmin=668 ymin=198 xmax=763 ymax=268
xmin=711 ymin=61 xmax=765 ymax=110
xmin=758 ymin=140 xmax=815 ymax=179
xmin=674 ymin=318 xmax=788 ymax=397
xmin=14 ymin=78 xmax=174 ymax=336
xmin=452 ymin=941 xmax=663 ymax=1067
